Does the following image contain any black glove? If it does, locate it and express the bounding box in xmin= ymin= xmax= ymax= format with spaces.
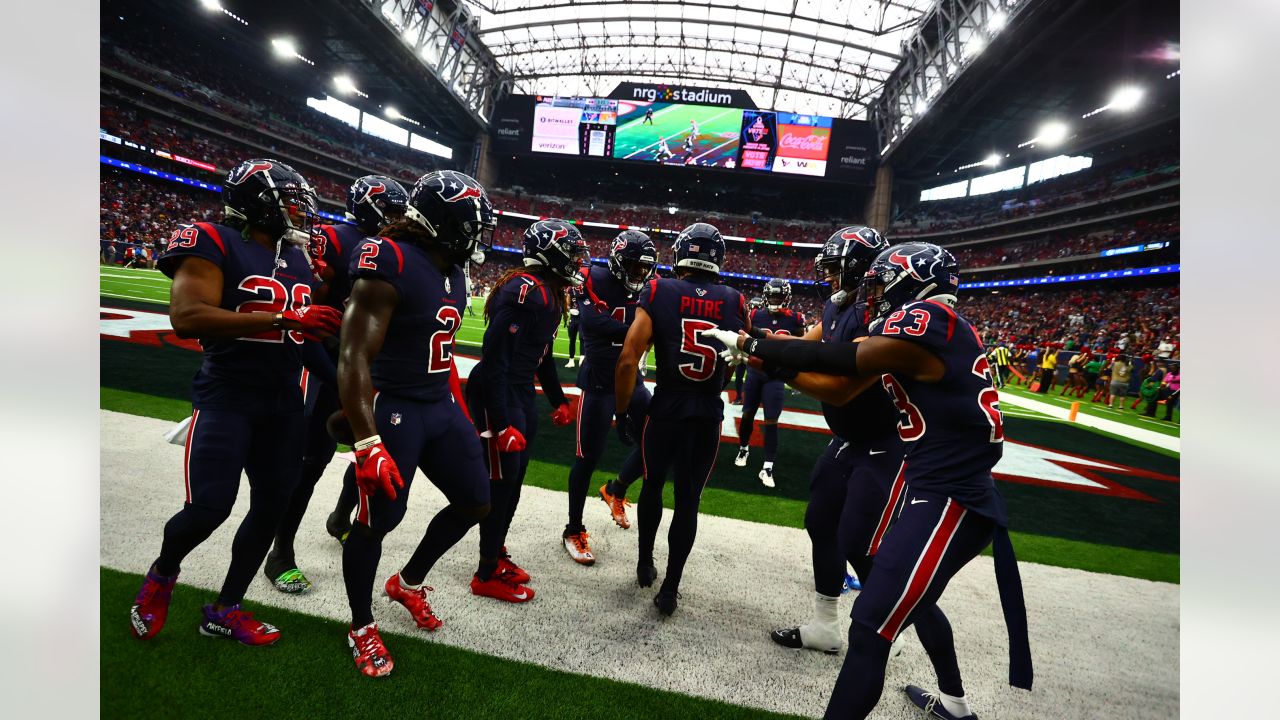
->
xmin=615 ymin=411 xmax=635 ymax=446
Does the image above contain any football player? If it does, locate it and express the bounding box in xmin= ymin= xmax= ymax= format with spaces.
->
xmin=710 ymin=242 xmax=1032 ymax=719
xmin=615 ymin=223 xmax=748 ymax=616
xmin=564 ymin=231 xmax=658 ymax=559
xmin=733 ymin=278 xmax=805 ymax=487
xmin=466 ymin=219 xmax=586 ymax=602
xmin=758 ymin=227 xmax=903 ymax=656
xmin=129 ymin=159 xmax=341 ymax=646
xmin=730 ymin=296 xmax=765 ymax=405
xmin=262 ymin=175 xmax=409 ymax=595
xmin=336 ymin=170 xmax=497 ymax=678
xmin=565 ymin=286 xmax=581 ymax=368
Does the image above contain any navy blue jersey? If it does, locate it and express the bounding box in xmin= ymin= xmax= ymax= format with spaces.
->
xmin=313 ymin=223 xmax=369 ymax=309
xmin=576 ymin=264 xmax=639 ymax=392
xmin=349 ymin=236 xmax=467 ymax=402
xmin=639 ymin=277 xmax=747 ymax=419
xmin=157 ymin=221 xmax=318 ymax=408
xmin=820 ymin=300 xmax=900 ymax=449
xmin=871 ymin=299 xmax=1006 ymax=524
xmin=746 ymin=307 xmax=807 ymax=381
xmin=472 ymin=272 xmax=567 ymax=430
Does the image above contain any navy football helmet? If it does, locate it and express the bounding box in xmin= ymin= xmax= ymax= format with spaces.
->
xmin=814 ymin=225 xmax=889 ymax=305
xmin=748 ymin=296 xmax=766 ymax=311
xmin=405 ymin=170 xmax=496 ymax=262
xmin=346 ymin=175 xmax=408 ymax=235
xmin=862 ymin=243 xmax=960 ymax=323
xmin=608 ymin=230 xmax=658 ymax=293
xmin=222 ymin=158 xmax=318 ymax=246
xmin=523 ymin=219 xmax=590 ymax=287
xmin=672 ymin=222 xmax=725 ymax=274
xmin=763 ymin=278 xmax=792 ymax=311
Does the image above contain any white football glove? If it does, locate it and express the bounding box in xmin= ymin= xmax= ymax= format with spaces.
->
xmin=701 ymin=329 xmax=750 ymax=364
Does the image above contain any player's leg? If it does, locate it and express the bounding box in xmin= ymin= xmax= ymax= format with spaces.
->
xmin=565 ymin=388 xmax=611 ymax=561
xmin=834 ymin=490 xmax=995 ymax=719
xmin=266 ymin=378 xmax=340 ymax=593
xmin=388 ymin=400 xmax=492 ymax=629
xmin=199 ymin=409 xmax=306 ymax=646
xmin=132 ymin=409 xmax=251 ymax=640
xmin=771 ymin=438 xmax=852 ymax=653
xmin=735 ymin=372 xmax=763 ymax=466
xmin=758 ymin=378 xmax=784 ymax=487
xmin=637 ymin=414 xmax=674 ymax=587
xmin=566 ymin=322 xmax=579 ymax=367
xmin=655 ymin=417 xmax=720 ymax=614
xmin=731 ymin=363 xmax=746 ymax=404
xmin=474 ymin=392 xmax=536 ymax=600
xmin=601 ymin=381 xmax=651 ymax=527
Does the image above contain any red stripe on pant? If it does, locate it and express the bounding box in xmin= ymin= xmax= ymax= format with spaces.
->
xmin=876 ymin=499 xmax=967 ymax=641
xmin=356 ymin=485 xmax=370 ymax=526
xmin=574 ymin=393 xmax=585 ymax=459
xmin=183 ymin=410 xmax=200 ymax=503
xmin=867 ymin=461 xmax=907 ymax=557
xmin=485 ymin=411 xmax=502 ymax=481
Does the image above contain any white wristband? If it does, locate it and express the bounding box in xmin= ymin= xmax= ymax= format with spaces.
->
xmin=354 ymin=435 xmax=382 ymax=452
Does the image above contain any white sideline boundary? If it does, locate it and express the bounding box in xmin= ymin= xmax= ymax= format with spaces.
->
xmin=998 ymin=392 xmax=1179 ymax=453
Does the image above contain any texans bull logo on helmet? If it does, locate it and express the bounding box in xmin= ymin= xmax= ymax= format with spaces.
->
xmin=429 ymin=170 xmax=484 ymax=203
xmin=226 ymin=160 xmax=275 ymax=185
xmin=355 ymin=180 xmax=386 ymax=205
xmin=886 ymin=247 xmax=940 ymax=283
xmin=840 ymin=227 xmax=881 ymax=248
xmin=612 ymin=236 xmax=629 ymax=254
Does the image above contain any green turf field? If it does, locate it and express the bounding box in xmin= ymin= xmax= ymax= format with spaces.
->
xmin=101 ymin=568 xmax=803 ymax=720
xmin=613 ymin=102 xmax=743 ymax=165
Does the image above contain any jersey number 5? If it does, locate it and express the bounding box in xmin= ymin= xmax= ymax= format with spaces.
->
xmin=678 ymin=319 xmax=719 ymax=381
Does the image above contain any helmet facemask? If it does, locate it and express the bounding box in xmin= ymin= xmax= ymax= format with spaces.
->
xmin=273 ymin=185 xmax=318 ymax=246
xmin=613 ymin=254 xmax=657 ymax=293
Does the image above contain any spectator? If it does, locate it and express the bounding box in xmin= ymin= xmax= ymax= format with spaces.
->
xmin=1037 ymin=345 xmax=1058 ymax=393
xmin=1158 ymin=368 xmax=1180 ymax=422
xmin=1108 ymin=355 xmax=1133 ymax=409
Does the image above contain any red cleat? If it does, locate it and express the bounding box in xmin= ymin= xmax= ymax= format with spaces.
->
xmin=199 ymin=604 xmax=281 ymax=646
xmin=348 ymin=622 xmax=394 ymax=678
xmin=470 ymin=572 xmax=535 ymax=604
xmin=497 ymin=547 xmax=531 ymax=585
xmin=130 ymin=568 xmax=178 ymax=640
xmin=383 ymin=574 xmax=443 ymax=631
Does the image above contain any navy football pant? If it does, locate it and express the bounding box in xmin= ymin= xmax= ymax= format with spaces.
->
xmin=342 ymin=392 xmax=490 ymax=626
xmin=825 ymin=489 xmax=995 ymax=719
xmin=738 ymin=371 xmax=784 ymax=462
xmin=567 ymin=321 xmax=579 ymax=358
xmin=155 ymin=407 xmax=304 ymax=606
xmin=468 ymin=385 xmax=539 ymax=570
xmin=805 ymin=438 xmax=903 ymax=597
xmin=637 ymin=415 xmax=721 ymax=593
xmin=567 ymin=383 xmax=650 ymax=526
xmin=271 ymin=371 xmax=339 ymax=562
xmin=732 ymin=363 xmax=746 ymax=398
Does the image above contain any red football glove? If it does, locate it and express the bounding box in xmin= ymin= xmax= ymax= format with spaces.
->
xmin=492 ymin=426 xmax=527 ymax=453
xmin=279 ymin=305 xmax=342 ymax=340
xmin=550 ymin=398 xmax=575 ymax=427
xmin=353 ymin=436 xmax=404 ymax=500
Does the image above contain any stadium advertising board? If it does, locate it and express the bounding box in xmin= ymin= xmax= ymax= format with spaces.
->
xmin=489 ymin=94 xmax=878 ymax=183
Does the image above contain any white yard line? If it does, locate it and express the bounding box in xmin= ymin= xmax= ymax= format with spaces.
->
xmin=999 ymin=391 xmax=1179 ymax=453
xmin=100 ymin=410 xmax=1177 ymax=720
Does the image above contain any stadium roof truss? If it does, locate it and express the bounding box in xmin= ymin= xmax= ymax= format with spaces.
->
xmin=870 ymin=0 xmax=1033 ymax=160
xmin=463 ymin=0 xmax=935 ymax=119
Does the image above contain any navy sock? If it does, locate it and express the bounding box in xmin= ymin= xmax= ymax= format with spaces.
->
xmin=567 ymin=456 xmax=595 ymax=527
xmin=763 ymin=423 xmax=779 ymax=463
xmin=272 ymin=458 xmax=329 ymax=561
xmin=912 ymin=605 xmax=965 ymax=697
xmin=342 ymin=527 xmax=382 ymax=628
xmin=400 ymin=506 xmax=480 ymax=586
xmin=157 ymin=503 xmax=231 ymax=577
xmin=823 ymin=622 xmax=892 ymax=719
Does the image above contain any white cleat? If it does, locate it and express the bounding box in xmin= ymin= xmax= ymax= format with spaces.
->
xmin=890 ymin=628 xmax=910 ymax=659
xmin=759 ymin=467 xmax=776 ymax=488
xmin=734 ymin=446 xmax=750 ymax=467
xmin=565 ymin=358 xmax=576 ymax=368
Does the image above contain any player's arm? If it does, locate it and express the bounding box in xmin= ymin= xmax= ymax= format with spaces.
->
xmin=169 ymin=256 xmax=302 ymax=339
xmin=736 ymin=333 xmax=944 ymax=384
xmin=337 ymin=277 xmax=398 ymax=442
xmin=788 ymin=367 xmax=879 ymax=406
xmin=799 ymin=322 xmax=824 ymax=341
xmin=615 ymin=307 xmax=654 ymax=414
xmin=536 ymin=350 xmax=568 ymax=410
xmin=479 ymin=296 xmax=524 ymax=432
xmin=300 ymin=337 xmax=338 ymax=386
xmin=578 ymin=295 xmax=629 ymax=342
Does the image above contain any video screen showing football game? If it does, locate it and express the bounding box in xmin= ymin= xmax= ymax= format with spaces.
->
xmin=611 ymin=101 xmax=744 ymax=167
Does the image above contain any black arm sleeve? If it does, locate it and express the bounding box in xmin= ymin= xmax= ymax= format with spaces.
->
xmin=300 ymin=340 xmax=338 ymax=386
xmin=536 ymin=351 xmax=567 ymax=408
xmin=747 ymin=336 xmax=861 ymax=377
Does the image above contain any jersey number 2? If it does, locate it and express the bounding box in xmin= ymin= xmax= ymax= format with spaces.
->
xmin=428 ymin=306 xmax=462 ymax=373
xmin=237 ymin=276 xmax=311 ymax=344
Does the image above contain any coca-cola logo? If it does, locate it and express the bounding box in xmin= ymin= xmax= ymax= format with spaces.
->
xmin=780 ymin=132 xmax=828 ymax=151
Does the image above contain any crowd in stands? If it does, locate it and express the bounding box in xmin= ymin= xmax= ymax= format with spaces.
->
xmin=892 ymin=148 xmax=1179 ymax=235
xmin=951 ymin=215 xmax=1179 ymax=270
xmin=101 ymin=40 xmax=444 ymax=189
xmin=100 ymin=171 xmax=221 ymax=266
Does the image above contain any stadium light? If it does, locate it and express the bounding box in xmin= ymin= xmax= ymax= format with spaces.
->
xmin=199 ymin=0 xmax=221 ymax=10
xmin=271 ymin=37 xmax=297 ymax=59
xmin=385 ymin=106 xmax=401 ymax=120
xmin=984 ymin=153 xmax=1001 ymax=166
xmin=988 ymin=10 xmax=1008 ymax=33
xmin=1109 ymin=86 xmax=1144 ymax=111
xmin=333 ymin=75 xmax=366 ymax=98
xmin=914 ymin=98 xmax=929 ymax=115
xmin=1037 ymin=121 xmax=1069 ymax=147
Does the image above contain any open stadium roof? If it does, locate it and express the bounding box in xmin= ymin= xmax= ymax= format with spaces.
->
xmin=468 ymin=0 xmax=933 ymax=118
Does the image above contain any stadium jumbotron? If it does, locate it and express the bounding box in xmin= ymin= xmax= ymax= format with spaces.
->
xmin=98 ymin=0 xmax=1181 ymax=717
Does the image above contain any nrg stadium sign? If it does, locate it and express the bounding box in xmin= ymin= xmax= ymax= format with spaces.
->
xmin=607 ymin=82 xmax=757 ymax=109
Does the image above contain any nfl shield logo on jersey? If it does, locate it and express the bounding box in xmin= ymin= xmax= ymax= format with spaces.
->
xmin=696 ymin=288 xmax=707 ymax=297
xmin=444 ymin=277 xmax=451 ymax=294
xmin=390 ymin=413 xmax=402 ymax=426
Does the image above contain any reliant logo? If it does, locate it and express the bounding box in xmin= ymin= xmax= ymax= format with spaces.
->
xmin=632 ymin=86 xmax=734 ymax=106
xmin=841 ymin=155 xmax=868 ymax=166
xmin=496 ymin=127 xmax=522 ymax=137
